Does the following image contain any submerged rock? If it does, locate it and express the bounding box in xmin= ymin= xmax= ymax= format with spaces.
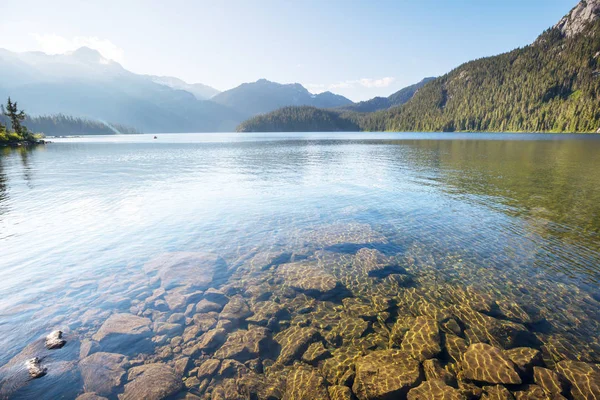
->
xmin=555 ymin=360 xmax=600 ymax=400
xmin=143 ymin=252 xmax=227 ymax=291
xmin=119 ymin=363 xmax=182 ymax=400
xmin=328 ymin=385 xmax=353 ymax=400
xmin=92 ymin=313 xmax=152 ymax=346
xmin=79 ymin=352 xmax=128 ymax=396
xmin=274 ymin=325 xmax=321 ymax=365
xmin=481 ymin=385 xmax=514 ymax=400
xmin=533 ymin=366 xmax=566 ymax=397
xmin=400 ymin=316 xmax=441 ymax=361
xmin=219 ymin=295 xmax=252 ymax=322
xmin=45 ymin=330 xmax=66 ymax=349
xmin=302 ymin=342 xmax=331 ymax=365
xmin=461 ymin=343 xmax=522 ymax=385
xmin=278 ymin=262 xmax=339 ymax=295
xmin=75 ymin=394 xmax=109 ymax=400
xmin=504 ymin=347 xmax=542 ymax=376
xmin=352 ymin=248 xmax=405 ymax=278
xmin=352 ymin=349 xmax=421 ymax=400
xmin=282 ymin=364 xmax=330 ymax=400
xmin=407 ymin=379 xmax=465 ymax=400
xmin=214 ymin=327 xmax=274 ymax=361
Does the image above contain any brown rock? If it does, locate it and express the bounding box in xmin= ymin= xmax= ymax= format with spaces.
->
xmin=80 ymin=352 xmax=128 ymax=396
xmin=461 ymin=343 xmax=522 ymax=385
xmin=275 ymin=325 xmax=321 ymax=365
xmin=401 ymin=316 xmax=441 ymax=361
xmin=195 ymin=299 xmax=223 ymax=313
xmin=197 ymin=359 xmax=220 ymax=379
xmin=505 ymin=347 xmax=542 ymax=375
xmin=481 ymin=385 xmax=515 ymax=400
xmin=423 ymin=358 xmax=457 ymax=387
xmin=119 ymin=363 xmax=182 ymax=400
xmin=555 ymin=360 xmax=600 ymax=400
xmin=352 ymin=349 xmax=421 ymax=400
xmin=278 ymin=262 xmax=338 ymax=294
xmin=302 ymin=342 xmax=331 ymax=365
xmin=328 ymin=385 xmax=353 ymax=400
xmin=196 ymin=328 xmax=228 ymax=352
xmin=445 ymin=334 xmax=468 ymax=363
xmin=219 ymin=295 xmax=252 ymax=321
xmin=407 ymin=379 xmax=466 ymax=400
xmin=214 ymin=327 xmax=273 ymax=361
xmin=282 ymin=365 xmax=330 ymax=400
xmin=514 ymin=384 xmax=549 ymax=399
xmin=533 ymin=367 xmax=566 ymax=396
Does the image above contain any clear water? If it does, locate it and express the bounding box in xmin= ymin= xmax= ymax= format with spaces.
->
xmin=0 ymin=133 xmax=599 ymax=399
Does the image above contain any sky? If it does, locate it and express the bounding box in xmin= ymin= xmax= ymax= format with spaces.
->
xmin=0 ymin=0 xmax=578 ymax=101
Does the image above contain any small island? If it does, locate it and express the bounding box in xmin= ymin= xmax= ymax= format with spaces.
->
xmin=0 ymin=98 xmax=46 ymax=147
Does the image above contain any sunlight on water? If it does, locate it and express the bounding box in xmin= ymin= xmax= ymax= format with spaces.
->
xmin=0 ymin=133 xmax=599 ymax=399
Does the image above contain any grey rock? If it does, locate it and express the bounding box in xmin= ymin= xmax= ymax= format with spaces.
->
xmin=79 ymin=352 xmax=128 ymax=396
xmin=45 ymin=330 xmax=66 ymax=349
xmin=119 ymin=363 xmax=182 ymax=400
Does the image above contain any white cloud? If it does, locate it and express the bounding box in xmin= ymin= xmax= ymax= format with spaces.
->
xmin=358 ymin=77 xmax=395 ymax=88
xmin=306 ymin=77 xmax=395 ymax=93
xmin=31 ymin=33 xmax=125 ymax=63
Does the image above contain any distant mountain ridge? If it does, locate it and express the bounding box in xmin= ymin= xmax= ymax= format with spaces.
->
xmin=0 ymin=49 xmax=358 ymax=133
xmin=146 ymin=75 xmax=221 ymax=100
xmin=336 ymin=77 xmax=435 ymax=113
xmin=212 ymin=79 xmax=353 ymax=116
xmin=0 ymin=47 xmax=244 ymax=133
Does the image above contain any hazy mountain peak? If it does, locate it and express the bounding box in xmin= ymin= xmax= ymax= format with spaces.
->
xmin=554 ymin=0 xmax=600 ymax=38
xmin=68 ymin=46 xmax=106 ymax=63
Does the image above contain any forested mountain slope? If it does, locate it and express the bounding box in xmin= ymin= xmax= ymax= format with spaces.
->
xmin=362 ymin=0 xmax=600 ymax=133
xmin=236 ymin=106 xmax=359 ymax=132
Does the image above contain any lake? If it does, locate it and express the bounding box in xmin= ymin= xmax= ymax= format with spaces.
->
xmin=1 ymin=132 xmax=599 ymax=399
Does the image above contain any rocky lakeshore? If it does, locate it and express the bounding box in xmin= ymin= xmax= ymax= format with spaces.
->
xmin=0 ymin=223 xmax=599 ymax=400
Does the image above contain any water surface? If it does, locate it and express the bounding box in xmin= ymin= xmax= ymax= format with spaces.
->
xmin=0 ymin=133 xmax=599 ymax=399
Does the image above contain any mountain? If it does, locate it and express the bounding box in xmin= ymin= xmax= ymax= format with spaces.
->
xmin=239 ymin=0 xmax=600 ymax=134
xmin=0 ymin=47 xmax=243 ymax=133
xmin=236 ymin=106 xmax=360 ymax=132
xmin=146 ymin=75 xmax=220 ymax=100
xmin=212 ymin=79 xmax=353 ymax=116
xmin=337 ymin=77 xmax=436 ymax=113
xmin=361 ymin=0 xmax=600 ymax=133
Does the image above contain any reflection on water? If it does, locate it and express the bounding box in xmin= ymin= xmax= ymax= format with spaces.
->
xmin=0 ymin=133 xmax=599 ymax=399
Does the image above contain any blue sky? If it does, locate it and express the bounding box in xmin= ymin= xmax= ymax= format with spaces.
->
xmin=0 ymin=0 xmax=577 ymax=101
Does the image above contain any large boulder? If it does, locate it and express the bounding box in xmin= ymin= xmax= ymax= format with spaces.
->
xmin=282 ymin=365 xmax=331 ymax=400
xmin=461 ymin=343 xmax=522 ymax=385
xmin=400 ymin=316 xmax=441 ymax=361
xmin=79 ymin=352 xmax=128 ymax=396
xmin=119 ymin=363 xmax=182 ymax=400
xmin=555 ymin=360 xmax=600 ymax=400
xmin=352 ymin=349 xmax=421 ymax=400
xmin=143 ymin=252 xmax=227 ymax=291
